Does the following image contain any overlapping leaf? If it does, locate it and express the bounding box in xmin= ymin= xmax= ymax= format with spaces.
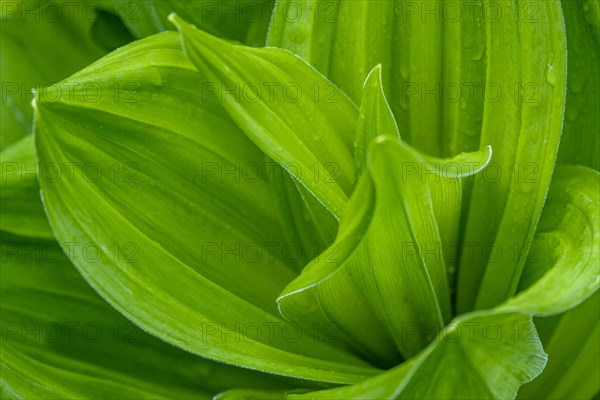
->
xmin=278 ymin=136 xmax=491 ymax=360
xmin=501 ymin=166 xmax=600 ymax=315
xmin=269 ymin=67 xmax=490 ymax=365
xmin=34 ymin=32 xmax=378 ymax=383
xmin=457 ymin=0 xmax=568 ymax=311
xmin=518 ymin=293 xmax=600 ymax=399
xmin=218 ymin=162 xmax=599 ymax=399
xmin=0 ymin=233 xmax=291 ymax=399
xmin=268 ymin=0 xmax=573 ymax=316
xmin=267 ymin=0 xmax=485 ymax=157
xmin=106 ymin=0 xmax=274 ymax=45
xmin=171 ymin=15 xmax=357 ymax=218
xmin=5 ymin=0 xmax=597 ymax=398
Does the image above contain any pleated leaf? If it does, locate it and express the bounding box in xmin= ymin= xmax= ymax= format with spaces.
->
xmin=279 ymin=137 xmax=492 ymax=360
xmin=0 ymin=233 xmax=292 ymax=399
xmin=457 ymin=0 xmax=568 ymax=312
xmin=501 ymin=166 xmax=600 ymax=315
xmin=171 ymin=15 xmax=358 ymax=218
xmin=33 ymin=32 xmax=377 ymax=383
xmin=267 ymin=0 xmax=485 ymax=158
xmin=518 ymin=292 xmax=600 ymax=399
xmin=229 ymin=162 xmax=599 ymax=399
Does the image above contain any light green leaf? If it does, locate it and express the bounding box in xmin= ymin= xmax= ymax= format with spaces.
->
xmin=516 ymin=166 xmax=600 ymax=399
xmin=440 ymin=0 xmax=487 ymax=158
xmin=350 ymin=137 xmax=451 ymax=357
xmin=457 ymin=0 xmax=568 ymax=312
xmin=354 ymin=64 xmax=399 ymax=174
xmin=265 ymin=162 xmax=599 ymax=399
xmin=269 ymin=0 xmax=571 ymax=314
xmin=265 ymin=0 xmax=493 ymax=308
xmin=266 ymin=0 xmax=393 ymax=105
xmin=171 ymin=14 xmax=358 ymax=218
xmin=270 ymin=169 xmax=329 ymax=271
xmin=501 ymin=165 xmax=600 ymax=315
xmin=354 ymin=63 xmax=491 ymax=291
xmin=215 ymin=389 xmax=311 ymax=400
xmin=275 ymin=70 xmax=491 ymax=364
xmin=0 ymin=135 xmax=53 ymax=239
xmin=0 ymin=233 xmax=293 ymax=399
xmin=268 ymin=0 xmax=484 ymax=158
xmin=33 ymin=32 xmax=377 ymax=383
xmin=518 ymin=292 xmax=600 ymax=399
xmin=217 ymin=312 xmax=546 ymax=400
xmin=277 ymin=172 xmax=400 ymax=367
xmin=279 ymin=137 xmax=491 ymax=360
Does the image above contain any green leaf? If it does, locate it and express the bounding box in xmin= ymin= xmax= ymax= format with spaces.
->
xmin=518 ymin=292 xmax=600 ymax=399
xmin=1 ymin=0 xmax=107 ymax=149
xmin=268 ymin=0 xmax=394 ymax=106
xmin=268 ymin=0 xmax=485 ymax=158
xmin=215 ymin=389 xmax=311 ymax=400
xmin=277 ymin=172 xmax=401 ymax=367
xmin=89 ymin=8 xmax=136 ymax=51
xmin=33 ymin=32 xmax=377 ymax=383
xmin=269 ymin=0 xmax=571 ymax=312
xmin=279 ymin=137 xmax=491 ymax=360
xmin=217 ymin=312 xmax=546 ymax=400
xmin=266 ymin=2 xmax=490 ymax=274
xmin=501 ymin=165 xmax=600 ymax=315
xmin=0 ymin=135 xmax=53 ymax=239
xmin=354 ymin=64 xmax=399 ymax=174
xmin=457 ymin=0 xmax=568 ymax=312
xmin=0 ymin=233 xmax=293 ymax=399
xmin=171 ymin=14 xmax=358 ymax=218
xmin=350 ymin=138 xmax=452 ymax=356
xmin=517 ymin=168 xmax=600 ymax=397
xmin=269 ymin=167 xmax=330 ymax=271
xmin=107 ymin=0 xmax=274 ymax=45
xmin=439 ymin=0 xmax=487 ymax=158
xmin=556 ymin=0 xmax=600 ymax=170
xmin=275 ymin=71 xmax=491 ymax=363
xmin=289 ymin=162 xmax=598 ymax=399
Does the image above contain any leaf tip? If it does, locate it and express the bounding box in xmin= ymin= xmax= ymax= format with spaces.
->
xmin=363 ymin=64 xmax=384 ymax=89
xmin=167 ymin=12 xmax=181 ymax=29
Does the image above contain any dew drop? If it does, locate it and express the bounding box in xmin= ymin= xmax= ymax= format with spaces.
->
xmin=565 ymin=103 xmax=581 ymax=122
xmin=545 ymin=63 xmax=556 ymax=86
xmin=399 ymin=61 xmax=410 ymax=80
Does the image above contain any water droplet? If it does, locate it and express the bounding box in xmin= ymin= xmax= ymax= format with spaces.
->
xmin=400 ymin=61 xmax=410 ymax=80
xmin=290 ymin=26 xmax=307 ymax=44
xmin=545 ymin=63 xmax=556 ymax=86
xmin=569 ymin=72 xmax=587 ymax=94
xmin=468 ymin=46 xmax=485 ymax=61
xmin=583 ymin=1 xmax=597 ymax=25
xmin=565 ymin=103 xmax=581 ymax=122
